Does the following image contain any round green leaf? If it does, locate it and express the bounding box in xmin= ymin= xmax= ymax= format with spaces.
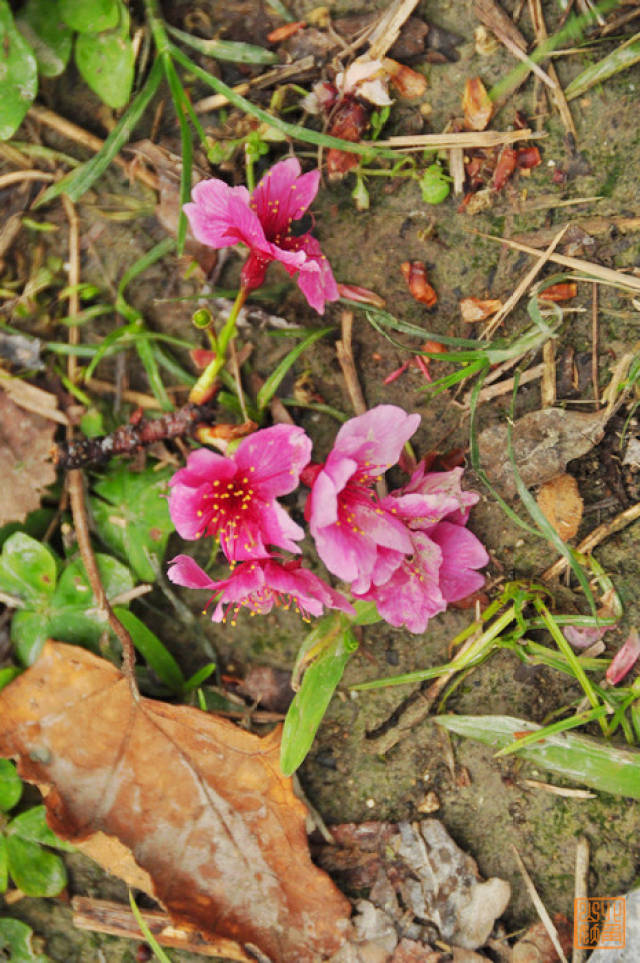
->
xmin=0 ymin=533 xmax=57 ymax=604
xmin=11 ymin=610 xmax=50 ymax=667
xmin=48 ymin=554 xmax=134 ymax=650
xmin=8 ymin=805 xmax=75 ymax=852
xmin=75 ymin=21 xmax=134 ymax=109
xmin=0 ymin=916 xmax=51 ymax=962
xmin=0 ymin=759 xmax=22 ymax=812
xmin=0 ymin=837 xmax=7 ymax=893
xmin=113 ymin=607 xmax=184 ymax=694
xmin=16 ymin=0 xmax=72 ymax=77
xmin=58 ymin=0 xmax=118 ymax=33
xmin=5 ymin=835 xmax=67 ymax=897
xmin=0 ymin=0 xmax=38 ymax=140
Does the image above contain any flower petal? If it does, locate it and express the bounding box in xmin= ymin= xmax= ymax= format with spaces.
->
xmin=431 ymin=521 xmax=488 ymax=602
xmin=333 ymin=405 xmax=421 ymax=473
xmin=185 ymin=179 xmax=260 ymax=249
xmin=167 ymin=555 xmax=216 ymax=590
xmin=235 ymin=425 xmax=312 ymax=498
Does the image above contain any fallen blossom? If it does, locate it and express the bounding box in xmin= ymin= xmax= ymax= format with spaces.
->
xmin=459 ymin=296 xmax=502 ymax=323
xmin=335 ymin=58 xmax=392 ymax=107
xmin=304 ymin=405 xmax=420 ymax=592
xmin=462 ymin=76 xmax=493 ymax=131
xmin=401 ymin=261 xmax=437 ymax=307
xmin=538 ymin=282 xmax=578 ymax=302
xmin=337 ymin=283 xmax=386 ymax=308
xmin=167 ymin=554 xmax=354 ymax=623
xmin=492 ymin=146 xmax=517 ymax=190
xmin=183 ymin=158 xmax=339 ymax=313
xmin=168 ymin=424 xmax=311 ymax=561
xmin=354 ymin=465 xmax=488 ymax=633
xmin=606 ymin=629 xmax=640 ymax=685
xmin=383 ymin=58 xmax=427 ymax=99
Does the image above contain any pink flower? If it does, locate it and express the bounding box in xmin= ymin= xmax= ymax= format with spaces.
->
xmin=183 ymin=158 xmax=339 ymax=313
xmin=305 ymin=406 xmax=421 ymax=593
xmin=167 ymin=554 xmax=354 ymax=623
xmin=168 ymin=424 xmax=311 ymax=562
xmin=354 ymin=466 xmax=489 ymax=633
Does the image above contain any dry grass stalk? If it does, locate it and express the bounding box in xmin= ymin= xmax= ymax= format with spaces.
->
xmin=572 ymin=837 xmax=590 ymax=963
xmin=542 ymin=500 xmax=640 ymax=581
xmin=375 ymin=128 xmax=539 ymax=151
xmin=367 ymin=0 xmax=420 ymax=60
xmin=528 ymin=0 xmax=576 ymax=136
xmin=511 ymin=845 xmax=569 ymax=963
xmin=541 ymin=340 xmax=557 ymax=407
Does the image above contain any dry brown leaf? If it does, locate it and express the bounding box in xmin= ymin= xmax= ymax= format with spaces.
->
xmin=462 ymin=77 xmax=493 ymax=131
xmin=536 ymin=474 xmax=583 ymax=540
xmin=459 ymin=297 xmax=503 ymax=322
xmin=477 ymin=407 xmax=610 ymax=498
xmin=0 ymin=643 xmax=351 ymax=963
xmin=0 ymin=387 xmax=58 ymax=526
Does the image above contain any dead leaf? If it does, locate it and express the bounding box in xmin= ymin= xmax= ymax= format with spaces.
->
xmin=477 ymin=407 xmax=610 ymax=498
xmin=462 ymin=77 xmax=493 ymax=131
xmin=0 ymin=643 xmax=351 ymax=963
xmin=0 ymin=387 xmax=58 ymax=526
xmin=538 ymin=282 xmax=578 ymax=302
xmin=318 ymin=820 xmax=510 ymax=951
xmin=384 ymin=58 xmax=428 ymax=98
xmin=536 ymin=474 xmax=583 ymax=540
xmin=512 ymin=914 xmax=572 ymax=962
xmin=459 ymin=297 xmax=503 ymax=322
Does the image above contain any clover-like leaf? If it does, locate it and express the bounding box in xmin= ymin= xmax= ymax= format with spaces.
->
xmin=9 ymin=806 xmax=76 ymax=852
xmin=0 ymin=917 xmax=52 ymax=962
xmin=0 ymin=533 xmax=56 ymax=606
xmin=75 ymin=1 xmax=133 ymax=109
xmin=58 ymin=0 xmax=118 ymax=33
xmin=0 ymin=759 xmax=22 ymax=812
xmin=46 ymin=554 xmax=134 ymax=649
xmin=4 ymin=835 xmax=67 ymax=897
xmin=0 ymin=837 xmax=7 ymax=893
xmin=0 ymin=0 xmax=38 ymax=141
xmin=91 ymin=462 xmax=173 ymax=582
xmin=16 ymin=0 xmax=72 ymax=77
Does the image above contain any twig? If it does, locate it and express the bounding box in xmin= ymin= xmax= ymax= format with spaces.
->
xmin=367 ymin=0 xmax=420 ymax=60
xmin=511 ymin=845 xmax=569 ymax=963
xmin=473 ymin=362 xmax=545 ymax=405
xmin=591 ymin=286 xmax=600 ymax=407
xmin=572 ymin=836 xmax=590 ymax=963
xmin=0 ymin=170 xmax=55 ymax=190
xmin=481 ymin=224 xmax=569 ymax=339
xmin=522 ymin=779 xmax=595 ymax=798
xmin=374 ymin=128 xmax=540 ymax=151
xmin=528 ymin=0 xmax=576 ymax=136
xmin=61 ymin=196 xmax=80 ymax=384
xmin=67 ymin=470 xmax=139 ymax=700
xmin=87 ymin=377 xmax=190 ymax=409
xmin=72 ymin=897 xmax=251 ymax=960
xmin=475 ymin=232 xmax=640 ymax=295
xmin=28 ymin=105 xmax=159 ymax=191
xmin=193 ymin=57 xmax=315 ymax=113
xmin=542 ymin=500 xmax=640 ymax=580
xmin=336 ymin=310 xmax=367 ymax=416
xmin=500 ymin=31 xmax=559 ymax=90
xmin=541 ymin=341 xmax=556 ymax=407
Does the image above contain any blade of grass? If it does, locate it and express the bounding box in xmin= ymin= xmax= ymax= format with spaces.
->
xmin=128 ymin=891 xmax=174 ymax=963
xmin=135 ymin=337 xmax=172 ymax=410
xmin=113 ymin=607 xmax=184 ymax=695
xmin=256 ymin=326 xmax=333 ymax=411
xmin=36 ymin=58 xmax=164 ymax=206
xmin=438 ymin=713 xmax=640 ymax=799
xmin=84 ymin=321 xmax=143 ymax=382
xmin=166 ymin=24 xmax=278 ymax=64
xmin=162 ymin=55 xmax=194 ymax=254
xmin=564 ymin=33 xmax=640 ymax=101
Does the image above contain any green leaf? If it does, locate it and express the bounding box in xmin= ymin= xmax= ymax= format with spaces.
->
xmin=11 ymin=609 xmax=50 ymax=666
xmin=0 ymin=917 xmax=52 ymax=962
xmin=438 ymin=713 xmax=640 ymax=799
xmin=0 ymin=666 xmax=20 ymax=691
xmin=165 ymin=24 xmax=277 ymax=64
xmin=8 ymin=806 xmax=75 ymax=852
xmin=36 ymin=55 xmax=163 ymax=205
xmin=183 ymin=662 xmax=216 ymax=693
xmin=281 ymin=628 xmax=358 ymax=776
xmin=47 ymin=554 xmax=134 ymax=648
xmin=257 ymin=326 xmax=333 ymax=412
xmin=90 ymin=462 xmax=174 ymax=582
xmin=112 ymin=607 xmax=184 ymax=694
xmin=75 ymin=7 xmax=134 ymax=109
xmin=0 ymin=0 xmax=38 ymax=141
xmin=0 ymin=759 xmax=22 ymax=812
xmin=5 ymin=835 xmax=67 ymax=897
xmin=352 ymin=600 xmax=381 ymax=626
xmin=0 ymin=533 xmax=57 ymax=604
xmin=58 ymin=0 xmax=118 ymax=33
xmin=565 ymin=37 xmax=640 ymax=101
xmin=0 ymin=838 xmax=7 ymax=893
xmin=16 ymin=0 xmax=72 ymax=77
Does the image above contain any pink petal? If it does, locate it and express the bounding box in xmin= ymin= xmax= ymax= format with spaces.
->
xmin=168 ymin=481 xmax=214 ymax=540
xmin=252 ymin=158 xmax=320 ymax=231
xmin=167 ymin=555 xmax=215 ymax=590
xmin=185 ymin=180 xmax=260 ymax=249
xmin=564 ymin=624 xmax=612 ymax=649
xmin=606 ymin=629 xmax=640 ymax=685
xmin=235 ymin=425 xmax=312 ymax=498
xmin=431 ymin=521 xmax=488 ymax=602
xmin=294 ymin=234 xmax=339 ymax=314
xmin=396 ymin=466 xmax=480 ymax=527
xmin=312 ymin=520 xmax=378 ymax=586
xmin=333 ymin=405 xmax=421 ymax=473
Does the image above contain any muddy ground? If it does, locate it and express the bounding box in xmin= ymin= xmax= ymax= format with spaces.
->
xmin=2 ymin=0 xmax=640 ymax=959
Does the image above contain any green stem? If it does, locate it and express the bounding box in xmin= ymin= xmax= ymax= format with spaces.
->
xmin=188 ymin=288 xmax=248 ymax=403
xmin=245 ymin=146 xmax=256 ymax=191
xmin=142 ymin=0 xmax=170 ymax=55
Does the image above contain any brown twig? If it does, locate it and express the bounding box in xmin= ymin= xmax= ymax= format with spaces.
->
xmin=0 ymin=170 xmax=55 ymax=190
xmin=542 ymin=500 xmax=640 ymax=581
xmin=511 ymin=846 xmax=569 ymax=963
xmin=67 ymin=470 xmax=139 ymax=699
xmin=591 ymin=285 xmax=600 ymax=407
xmin=572 ymin=837 xmax=590 ymax=963
xmin=528 ymin=0 xmax=576 ymax=137
xmin=336 ymin=310 xmax=367 ymax=416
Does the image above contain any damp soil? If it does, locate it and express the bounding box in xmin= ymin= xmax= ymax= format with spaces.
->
xmin=3 ymin=0 xmax=640 ymax=959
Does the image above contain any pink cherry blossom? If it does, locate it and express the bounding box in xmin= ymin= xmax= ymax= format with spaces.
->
xmin=305 ymin=406 xmax=421 ymax=593
xmin=606 ymin=629 xmax=640 ymax=685
xmin=183 ymin=158 xmax=339 ymax=313
xmin=353 ymin=465 xmax=489 ymax=634
xmin=167 ymin=554 xmax=354 ymax=624
xmin=168 ymin=424 xmax=311 ymax=562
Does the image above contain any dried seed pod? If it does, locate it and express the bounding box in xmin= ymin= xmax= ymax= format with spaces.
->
xmin=326 ymin=97 xmax=370 ymax=178
xmin=462 ymin=76 xmax=493 ymax=131
xmin=383 ymin=58 xmax=427 ymax=98
xmin=267 ymin=21 xmax=306 ymax=44
xmin=538 ymin=282 xmax=578 ymax=302
xmin=400 ymin=261 xmax=437 ymax=307
xmin=459 ymin=296 xmax=503 ymax=322
xmin=492 ymin=146 xmax=517 ymax=189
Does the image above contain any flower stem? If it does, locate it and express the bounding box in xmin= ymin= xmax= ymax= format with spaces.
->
xmin=188 ymin=287 xmax=248 ymax=404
